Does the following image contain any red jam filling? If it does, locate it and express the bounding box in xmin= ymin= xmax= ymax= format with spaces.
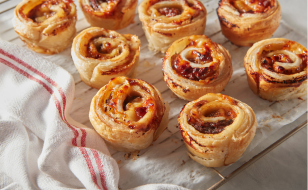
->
xmin=172 ymin=43 xmax=218 ymax=81
xmin=86 ymin=40 xmax=113 ymax=59
xmin=229 ymin=0 xmax=274 ymax=14
xmin=158 ymin=7 xmax=182 ymax=17
xmin=188 ymin=108 xmax=236 ymax=134
xmin=135 ymin=107 xmax=147 ymax=119
xmin=261 ymin=51 xmax=307 ymax=75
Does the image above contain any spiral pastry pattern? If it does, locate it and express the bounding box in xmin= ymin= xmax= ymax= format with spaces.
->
xmin=14 ymin=0 xmax=77 ymax=54
xmin=89 ymin=76 xmax=169 ymax=152
xmin=138 ymin=0 xmax=207 ymax=53
xmin=72 ymin=27 xmax=140 ymax=89
xmin=163 ymin=35 xmax=233 ymax=101
xmin=217 ymin=0 xmax=281 ymax=46
xmin=178 ymin=93 xmax=257 ymax=167
xmin=244 ymin=38 xmax=307 ymax=101
xmin=79 ymin=0 xmax=137 ymax=30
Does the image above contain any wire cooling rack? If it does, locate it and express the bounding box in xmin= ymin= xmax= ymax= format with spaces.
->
xmin=0 ymin=0 xmax=307 ymax=189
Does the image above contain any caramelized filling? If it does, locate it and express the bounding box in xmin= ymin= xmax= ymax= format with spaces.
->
xmin=86 ymin=37 xmax=116 ymax=59
xmin=135 ymin=107 xmax=147 ymax=119
xmin=188 ymin=108 xmax=236 ymax=134
xmin=26 ymin=0 xmax=71 ymax=23
xmin=123 ymin=95 xmax=141 ymax=111
xmin=188 ymin=50 xmax=213 ymax=64
xmin=172 ymin=43 xmax=218 ymax=81
xmin=158 ymin=7 xmax=182 ymax=17
xmin=230 ymin=0 xmax=274 ymax=14
xmin=261 ymin=51 xmax=307 ymax=75
xmin=88 ymin=0 xmax=120 ymax=13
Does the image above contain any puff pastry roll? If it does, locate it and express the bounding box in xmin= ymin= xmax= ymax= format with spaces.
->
xmin=163 ymin=35 xmax=232 ymax=101
xmin=71 ymin=27 xmax=140 ymax=89
xmin=14 ymin=0 xmax=77 ymax=54
xmin=244 ymin=38 xmax=307 ymax=101
xmin=90 ymin=76 xmax=169 ymax=152
xmin=179 ymin=93 xmax=257 ymax=167
xmin=217 ymin=0 xmax=281 ymax=46
xmin=138 ymin=0 xmax=207 ymax=53
xmin=79 ymin=0 xmax=137 ymax=30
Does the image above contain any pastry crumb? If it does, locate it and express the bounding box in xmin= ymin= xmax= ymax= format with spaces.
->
xmin=272 ymin=113 xmax=282 ymax=119
xmin=181 ymin=160 xmax=186 ymax=166
xmin=124 ymin=153 xmax=131 ymax=160
xmin=117 ymin=160 xmax=122 ymax=164
xmin=132 ymin=150 xmax=140 ymax=161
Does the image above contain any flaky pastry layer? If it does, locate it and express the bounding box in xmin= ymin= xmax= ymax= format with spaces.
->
xmin=138 ymin=0 xmax=207 ymax=53
xmin=179 ymin=93 xmax=257 ymax=167
xmin=163 ymin=35 xmax=233 ymax=101
xmin=14 ymin=0 xmax=77 ymax=54
xmin=79 ymin=0 xmax=137 ymax=30
xmin=217 ymin=0 xmax=281 ymax=46
xmin=72 ymin=27 xmax=140 ymax=89
xmin=244 ymin=38 xmax=307 ymax=101
xmin=90 ymin=76 xmax=169 ymax=152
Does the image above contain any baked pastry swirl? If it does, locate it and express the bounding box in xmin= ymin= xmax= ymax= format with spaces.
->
xmin=138 ymin=0 xmax=207 ymax=53
xmin=14 ymin=0 xmax=77 ymax=54
xmin=163 ymin=35 xmax=233 ymax=101
xmin=79 ymin=0 xmax=137 ymax=30
xmin=178 ymin=93 xmax=257 ymax=167
xmin=90 ymin=76 xmax=169 ymax=152
xmin=72 ymin=27 xmax=140 ymax=89
xmin=217 ymin=0 xmax=281 ymax=46
xmin=244 ymin=38 xmax=307 ymax=101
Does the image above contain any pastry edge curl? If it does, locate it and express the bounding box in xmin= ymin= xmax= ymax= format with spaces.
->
xmin=13 ymin=0 xmax=77 ymax=54
xmin=163 ymin=35 xmax=233 ymax=101
xmin=217 ymin=1 xmax=281 ymax=46
xmin=89 ymin=77 xmax=169 ymax=152
xmin=79 ymin=0 xmax=137 ymax=30
xmin=71 ymin=27 xmax=140 ymax=89
xmin=243 ymin=38 xmax=307 ymax=101
xmin=178 ymin=93 xmax=258 ymax=167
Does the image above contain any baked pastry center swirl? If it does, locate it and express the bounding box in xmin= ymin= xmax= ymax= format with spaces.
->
xmin=99 ymin=79 xmax=157 ymax=130
xmin=187 ymin=100 xmax=237 ymax=134
xmin=146 ymin=0 xmax=202 ymax=23
xmin=178 ymin=93 xmax=257 ymax=167
xmin=20 ymin=0 xmax=75 ymax=24
xmin=14 ymin=0 xmax=77 ymax=54
xmin=230 ymin=0 xmax=274 ymax=14
xmin=138 ymin=0 xmax=207 ymax=53
xmin=86 ymin=0 xmax=120 ymax=14
xmin=171 ymin=42 xmax=220 ymax=82
xmin=244 ymin=38 xmax=307 ymax=101
xmin=72 ymin=27 xmax=140 ymax=89
xmin=86 ymin=35 xmax=129 ymax=60
xmin=260 ymin=50 xmax=307 ymax=75
xmin=90 ymin=76 xmax=169 ymax=152
xmin=162 ymin=35 xmax=232 ymax=101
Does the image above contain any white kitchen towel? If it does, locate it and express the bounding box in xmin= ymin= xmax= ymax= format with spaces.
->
xmin=0 ymin=40 xmax=188 ymax=190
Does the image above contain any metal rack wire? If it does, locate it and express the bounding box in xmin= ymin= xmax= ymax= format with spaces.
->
xmin=0 ymin=1 xmax=307 ymax=189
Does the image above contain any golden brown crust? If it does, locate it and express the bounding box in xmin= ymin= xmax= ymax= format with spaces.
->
xmin=162 ymin=35 xmax=233 ymax=101
xmin=178 ymin=93 xmax=257 ymax=167
xmin=14 ymin=0 xmax=77 ymax=54
xmin=71 ymin=27 xmax=140 ymax=89
xmin=89 ymin=76 xmax=169 ymax=152
xmin=217 ymin=0 xmax=281 ymax=46
xmin=138 ymin=0 xmax=207 ymax=53
xmin=79 ymin=0 xmax=137 ymax=30
xmin=244 ymin=38 xmax=307 ymax=101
